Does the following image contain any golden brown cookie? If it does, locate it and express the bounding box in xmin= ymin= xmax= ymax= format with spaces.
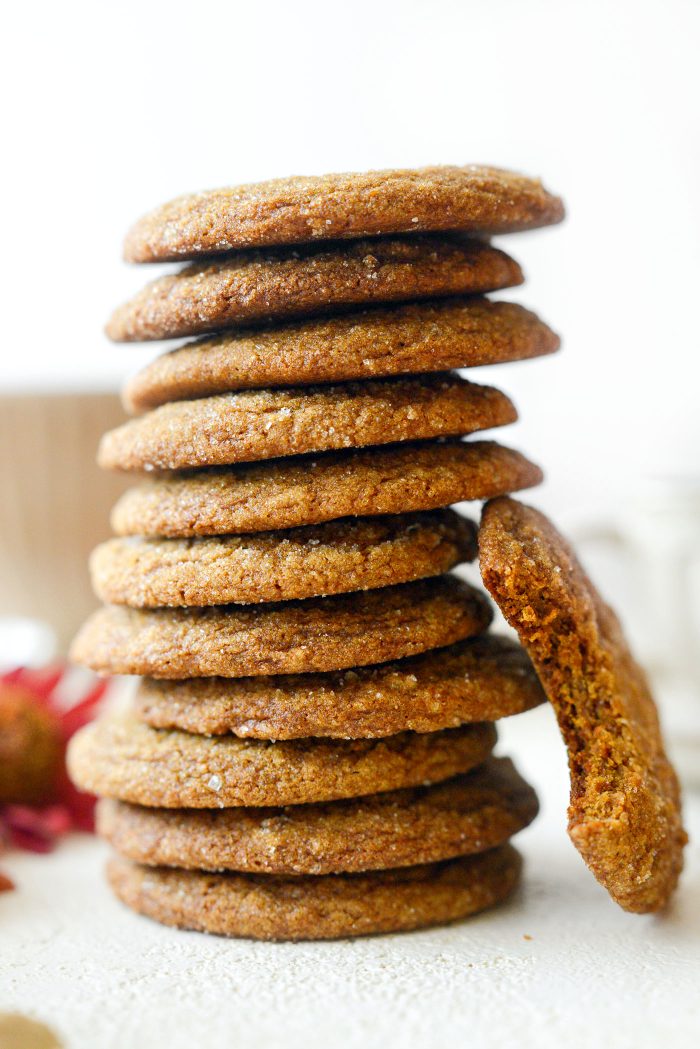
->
xmin=70 ymin=576 xmax=492 ymax=678
xmin=90 ymin=511 xmax=477 ymax=608
xmin=107 ymin=236 xmax=522 ymax=342
xmin=98 ymin=375 xmax=516 ymax=473
xmin=135 ymin=635 xmax=544 ymax=739
xmin=479 ymin=497 xmax=687 ymax=913
xmin=122 ymin=298 xmax=559 ymax=413
xmin=106 ymin=845 xmax=522 ymax=940
xmin=68 ymin=712 xmax=497 ymax=807
xmin=97 ymin=757 xmax=538 ymax=874
xmin=123 ymin=164 xmax=564 ymax=262
xmin=110 ymin=440 xmax=543 ymax=538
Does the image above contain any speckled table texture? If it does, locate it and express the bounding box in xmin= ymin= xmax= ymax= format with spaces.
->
xmin=2 ymin=703 xmax=698 ymax=1049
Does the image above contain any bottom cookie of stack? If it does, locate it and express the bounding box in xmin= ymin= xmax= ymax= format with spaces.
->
xmin=106 ymin=845 xmax=523 ymax=941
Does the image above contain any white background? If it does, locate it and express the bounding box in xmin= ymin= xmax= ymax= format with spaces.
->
xmin=3 ymin=0 xmax=699 ymax=518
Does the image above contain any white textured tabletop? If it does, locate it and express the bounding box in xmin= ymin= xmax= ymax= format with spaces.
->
xmin=2 ymin=706 xmax=698 ymax=1049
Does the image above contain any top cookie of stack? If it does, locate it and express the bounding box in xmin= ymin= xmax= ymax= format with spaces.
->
xmin=69 ymin=165 xmax=563 ymax=941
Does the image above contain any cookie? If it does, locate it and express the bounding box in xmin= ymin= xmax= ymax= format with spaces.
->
xmin=98 ymin=375 xmax=516 ymax=473
xmin=70 ymin=576 xmax=493 ymax=678
xmin=107 ymin=236 xmax=523 ymax=342
xmin=122 ymin=298 xmax=559 ymax=413
xmin=106 ymin=845 xmax=522 ymax=940
xmin=68 ymin=713 xmax=497 ymax=808
xmin=135 ymin=635 xmax=545 ymax=739
xmin=123 ymin=164 xmax=564 ymax=262
xmin=97 ymin=757 xmax=538 ymax=874
xmin=478 ymin=497 xmax=687 ymax=913
xmin=90 ymin=510 xmax=477 ymax=608
xmin=110 ymin=440 xmax=543 ymax=538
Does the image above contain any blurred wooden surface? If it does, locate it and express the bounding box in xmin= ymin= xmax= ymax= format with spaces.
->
xmin=0 ymin=393 xmax=129 ymax=654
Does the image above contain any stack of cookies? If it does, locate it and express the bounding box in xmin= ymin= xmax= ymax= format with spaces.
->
xmin=68 ymin=166 xmax=572 ymax=939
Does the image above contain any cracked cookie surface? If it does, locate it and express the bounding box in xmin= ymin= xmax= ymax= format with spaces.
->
xmin=90 ymin=510 xmax=477 ymax=607
xmin=106 ymin=845 xmax=522 ymax=940
xmin=134 ymin=634 xmax=544 ymax=739
xmin=110 ymin=440 xmax=543 ymax=538
xmin=108 ymin=235 xmax=522 ymax=341
xmin=122 ymin=297 xmax=559 ymax=412
xmin=68 ymin=712 xmax=497 ymax=807
xmin=123 ymin=164 xmax=563 ymax=261
xmin=97 ymin=757 xmax=537 ymax=874
xmin=70 ymin=576 xmax=493 ymax=678
xmin=98 ymin=374 xmax=517 ymax=472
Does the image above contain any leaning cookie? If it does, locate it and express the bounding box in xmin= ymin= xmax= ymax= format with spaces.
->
xmin=134 ymin=635 xmax=545 ymax=739
xmin=110 ymin=440 xmax=543 ymax=538
xmin=97 ymin=757 xmax=538 ymax=874
xmin=70 ymin=576 xmax=493 ymax=678
xmin=90 ymin=511 xmax=477 ymax=607
xmin=108 ymin=236 xmax=522 ymax=341
xmin=123 ymin=164 xmax=563 ymax=261
xmin=479 ymin=497 xmax=687 ymax=913
xmin=68 ymin=713 xmax=496 ymax=808
xmin=122 ymin=298 xmax=559 ymax=413
xmin=106 ymin=845 xmax=522 ymax=940
xmin=98 ymin=375 xmax=517 ymax=472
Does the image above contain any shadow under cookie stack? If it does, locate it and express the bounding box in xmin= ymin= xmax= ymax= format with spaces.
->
xmin=68 ymin=166 xmax=565 ymax=940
